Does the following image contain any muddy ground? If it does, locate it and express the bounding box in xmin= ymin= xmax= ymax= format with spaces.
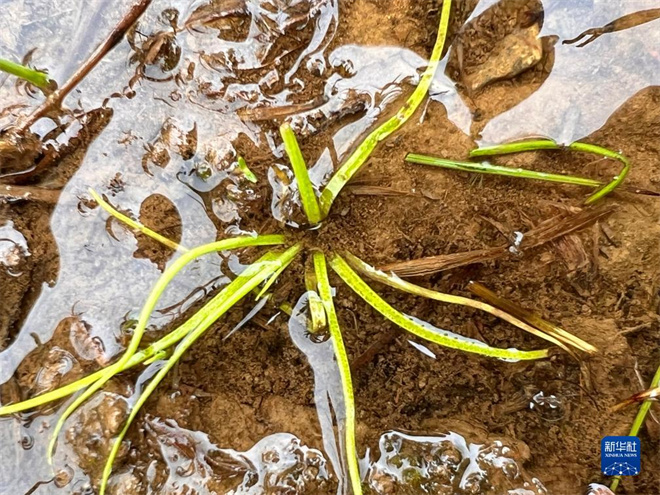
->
xmin=1 ymin=0 xmax=659 ymax=494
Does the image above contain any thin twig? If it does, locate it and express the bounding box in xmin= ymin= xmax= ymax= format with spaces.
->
xmin=16 ymin=0 xmax=152 ymax=133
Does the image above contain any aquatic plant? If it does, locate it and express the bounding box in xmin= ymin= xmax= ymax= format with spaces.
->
xmin=0 ymin=1 xmax=603 ymax=494
xmin=609 ymin=365 xmax=660 ymax=492
xmin=1 ymin=0 xmax=152 ymax=144
xmin=236 ymin=156 xmax=258 ymax=184
xmin=281 ymin=122 xmax=323 ymax=224
xmin=318 ymin=0 xmax=452 ymax=218
xmin=407 ymin=119 xmax=653 ymax=494
xmin=407 ymin=139 xmax=630 ymax=205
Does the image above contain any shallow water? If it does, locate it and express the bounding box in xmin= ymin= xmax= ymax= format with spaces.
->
xmin=476 ymin=0 xmax=660 ymax=144
xmin=1 ymin=0 xmax=660 ymax=493
xmin=367 ymin=430 xmax=547 ymax=494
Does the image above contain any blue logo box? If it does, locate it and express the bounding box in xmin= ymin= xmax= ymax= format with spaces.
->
xmin=601 ymin=436 xmax=641 ymax=476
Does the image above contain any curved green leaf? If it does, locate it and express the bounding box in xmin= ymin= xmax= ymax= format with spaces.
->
xmin=330 ymin=254 xmax=549 ymax=361
xmin=313 ymin=252 xmax=362 ymax=495
xmin=45 ymin=234 xmax=285 ymax=459
xmin=280 ymin=123 xmax=322 ymax=224
xmin=342 ymin=251 xmax=588 ymax=355
xmin=406 ymin=153 xmax=604 ymax=187
xmin=89 ymin=188 xmax=186 ymax=252
xmin=99 ymin=245 xmax=301 ymax=495
xmin=469 ymin=139 xmax=630 ymax=204
xmin=318 ymin=0 xmax=452 ymax=217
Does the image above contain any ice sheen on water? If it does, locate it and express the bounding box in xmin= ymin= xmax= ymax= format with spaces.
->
xmin=108 ymin=417 xmax=332 ymax=494
xmin=473 ymin=0 xmax=660 ymax=145
xmin=288 ymin=293 xmax=348 ymax=495
xmin=368 ymin=431 xmax=547 ymax=495
xmin=0 ymin=220 xmax=30 ymax=274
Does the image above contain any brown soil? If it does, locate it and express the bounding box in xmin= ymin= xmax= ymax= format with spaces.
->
xmin=1 ymin=0 xmax=659 ymax=494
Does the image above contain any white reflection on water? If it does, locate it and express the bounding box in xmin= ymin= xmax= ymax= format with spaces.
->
xmin=475 ymin=0 xmax=660 ymax=144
